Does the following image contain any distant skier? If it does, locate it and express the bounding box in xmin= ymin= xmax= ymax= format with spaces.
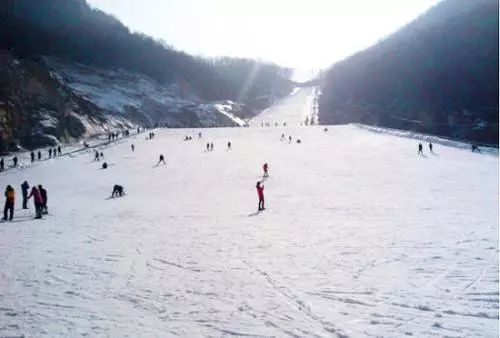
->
xmin=158 ymin=154 xmax=166 ymax=166
xmin=111 ymin=185 xmax=124 ymax=197
xmin=296 ymin=139 xmax=302 ymax=144
xmin=131 ymin=144 xmax=135 ymax=152
xmin=324 ymin=127 xmax=328 ymax=132
xmin=49 ymin=148 xmax=52 ymax=158
xmin=227 ymin=141 xmax=232 ymax=150
xmin=100 ymin=152 xmax=104 ymax=159
xmin=102 ymin=162 xmax=108 ymax=169
xmin=37 ymin=151 xmax=41 ymax=161
xmin=30 ymin=151 xmax=35 ymax=162
xmin=0 ymin=158 xmax=4 ymax=171
xmin=206 ymin=143 xmax=210 ymax=152
xmin=28 ymin=186 xmax=43 ymax=219
xmin=429 ymin=142 xmax=433 ymax=153
xmin=12 ymin=156 xmax=17 ymax=167
xmin=210 ymin=142 xmax=214 ymax=151
xmin=263 ymin=163 xmax=269 ymax=177
xmin=94 ymin=150 xmax=100 ymax=161
xmin=288 ymin=136 xmax=292 ymax=144
xmin=21 ymin=181 xmax=29 ymax=209
xmin=198 ymin=132 xmax=202 ymax=139
xmin=57 ymin=146 xmax=61 ymax=155
xmin=53 ymin=148 xmax=57 ymax=157
xmin=418 ymin=143 xmax=423 ymax=155
xmin=472 ymin=144 xmax=481 ymax=153
xmin=3 ymin=185 xmax=14 ymax=221
xmin=256 ymin=181 xmax=265 ymax=211
xmin=38 ymin=185 xmax=48 ymax=214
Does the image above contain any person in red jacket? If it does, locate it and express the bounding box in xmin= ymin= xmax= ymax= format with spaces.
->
xmin=28 ymin=186 xmax=43 ymax=219
xmin=256 ymin=181 xmax=265 ymax=211
xmin=263 ymin=163 xmax=269 ymax=178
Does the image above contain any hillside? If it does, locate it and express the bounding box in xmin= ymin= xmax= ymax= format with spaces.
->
xmin=319 ymin=0 xmax=499 ymax=145
xmin=0 ymin=0 xmax=292 ymax=151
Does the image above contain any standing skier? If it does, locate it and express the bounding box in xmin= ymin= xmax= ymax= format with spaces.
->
xmin=227 ymin=141 xmax=232 ymax=150
xmin=57 ymin=146 xmax=61 ymax=155
xmin=256 ymin=181 xmax=265 ymax=211
xmin=28 ymin=186 xmax=43 ymax=219
xmin=21 ymin=181 xmax=29 ymax=209
xmin=12 ymin=156 xmax=17 ymax=167
xmin=418 ymin=143 xmax=423 ymax=155
xmin=38 ymin=185 xmax=48 ymax=214
xmin=288 ymin=136 xmax=292 ymax=144
xmin=131 ymin=144 xmax=135 ymax=152
xmin=158 ymin=154 xmax=166 ymax=166
xmin=206 ymin=143 xmax=210 ymax=152
xmin=49 ymin=148 xmax=52 ymax=158
xmin=3 ymin=185 xmax=14 ymax=221
xmin=210 ymin=142 xmax=214 ymax=151
xmin=263 ymin=163 xmax=269 ymax=178
xmin=37 ymin=151 xmax=41 ymax=161
xmin=429 ymin=142 xmax=433 ymax=153
xmin=30 ymin=151 xmax=35 ymax=162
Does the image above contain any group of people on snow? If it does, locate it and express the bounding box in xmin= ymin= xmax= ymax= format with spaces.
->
xmin=3 ymin=181 xmax=48 ymax=221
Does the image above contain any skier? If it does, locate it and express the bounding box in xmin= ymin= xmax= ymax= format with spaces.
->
xmin=227 ymin=141 xmax=232 ymax=150
xmin=21 ymin=181 xmax=29 ymax=209
xmin=472 ymin=144 xmax=481 ymax=153
xmin=102 ymin=162 xmax=108 ymax=169
xmin=12 ymin=156 xmax=17 ymax=167
xmin=206 ymin=143 xmax=210 ymax=152
xmin=37 ymin=151 xmax=41 ymax=160
xmin=53 ymin=148 xmax=57 ymax=157
xmin=0 ymin=158 xmax=4 ymax=171
xmin=131 ymin=144 xmax=135 ymax=152
xmin=100 ymin=152 xmax=104 ymax=159
xmin=256 ymin=181 xmax=265 ymax=211
xmin=28 ymin=186 xmax=43 ymax=219
xmin=49 ymin=148 xmax=52 ymax=158
xmin=94 ymin=150 xmax=100 ymax=161
xmin=263 ymin=163 xmax=269 ymax=178
xmin=158 ymin=154 xmax=166 ymax=165
xmin=30 ymin=151 xmax=35 ymax=162
xmin=418 ymin=143 xmax=423 ymax=155
xmin=57 ymin=146 xmax=61 ymax=155
xmin=210 ymin=142 xmax=214 ymax=151
xmin=3 ymin=185 xmax=14 ymax=221
xmin=288 ymin=136 xmax=292 ymax=144
xmin=38 ymin=185 xmax=48 ymax=214
xmin=198 ymin=132 xmax=202 ymax=139
xmin=111 ymin=185 xmax=124 ymax=197
xmin=429 ymin=142 xmax=433 ymax=153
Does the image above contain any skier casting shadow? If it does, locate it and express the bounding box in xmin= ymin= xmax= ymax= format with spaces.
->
xmin=110 ymin=185 xmax=125 ymax=198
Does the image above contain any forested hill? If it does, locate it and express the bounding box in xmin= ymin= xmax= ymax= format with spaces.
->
xmin=0 ymin=0 xmax=291 ymax=109
xmin=319 ymin=0 xmax=499 ymax=145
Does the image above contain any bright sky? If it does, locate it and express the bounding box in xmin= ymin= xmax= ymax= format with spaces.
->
xmin=87 ymin=0 xmax=441 ymax=70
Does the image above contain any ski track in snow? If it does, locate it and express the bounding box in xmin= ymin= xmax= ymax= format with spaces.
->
xmin=0 ymin=87 xmax=498 ymax=337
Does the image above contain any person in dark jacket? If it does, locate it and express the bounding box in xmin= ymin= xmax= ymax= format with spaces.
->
xmin=37 ymin=151 xmax=41 ymax=161
xmin=3 ymin=185 xmax=14 ymax=221
xmin=157 ymin=154 xmax=166 ymax=166
xmin=38 ymin=185 xmax=48 ymax=214
xmin=0 ymin=158 xmax=4 ymax=171
xmin=49 ymin=148 xmax=52 ymax=158
xmin=418 ymin=143 xmax=423 ymax=155
xmin=30 ymin=151 xmax=35 ymax=162
xmin=21 ymin=181 xmax=29 ymax=209
xmin=112 ymin=185 xmax=124 ymax=197
xmin=57 ymin=146 xmax=61 ymax=155
xmin=256 ymin=181 xmax=265 ymax=211
xmin=28 ymin=186 xmax=43 ymax=219
xmin=12 ymin=156 xmax=18 ymax=167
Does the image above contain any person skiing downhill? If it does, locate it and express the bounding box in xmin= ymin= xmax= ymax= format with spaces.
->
xmin=49 ymin=148 xmax=52 ymax=158
xmin=38 ymin=185 xmax=48 ymax=214
xmin=429 ymin=142 xmax=433 ymax=153
xmin=263 ymin=163 xmax=269 ymax=177
xmin=0 ymin=158 xmax=4 ymax=171
xmin=256 ymin=181 xmax=265 ymax=211
xmin=21 ymin=181 xmax=29 ymax=209
xmin=37 ymin=151 xmax=41 ymax=161
xmin=288 ymin=136 xmax=292 ymax=144
xmin=131 ymin=144 xmax=135 ymax=152
xmin=210 ymin=142 xmax=214 ymax=151
xmin=12 ymin=156 xmax=17 ymax=167
xmin=227 ymin=141 xmax=232 ymax=150
xmin=418 ymin=143 xmax=423 ymax=155
xmin=158 ymin=154 xmax=166 ymax=166
xmin=206 ymin=142 xmax=210 ymax=152
xmin=3 ymin=185 xmax=14 ymax=221
xmin=112 ymin=185 xmax=124 ymax=197
xmin=30 ymin=151 xmax=35 ymax=162
xmin=28 ymin=186 xmax=43 ymax=219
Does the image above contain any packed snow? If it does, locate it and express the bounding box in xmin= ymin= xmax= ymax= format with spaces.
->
xmin=0 ymin=87 xmax=498 ymax=337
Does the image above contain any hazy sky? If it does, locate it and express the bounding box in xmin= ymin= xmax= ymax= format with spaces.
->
xmin=87 ymin=0 xmax=441 ymax=70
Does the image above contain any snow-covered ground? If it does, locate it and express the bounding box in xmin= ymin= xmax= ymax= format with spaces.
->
xmin=0 ymin=87 xmax=498 ymax=337
xmin=250 ymin=87 xmax=318 ymax=127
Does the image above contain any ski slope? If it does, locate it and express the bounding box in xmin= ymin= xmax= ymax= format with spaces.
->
xmin=0 ymin=89 xmax=498 ymax=337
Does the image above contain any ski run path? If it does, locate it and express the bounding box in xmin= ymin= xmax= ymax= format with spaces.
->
xmin=0 ymin=87 xmax=498 ymax=337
